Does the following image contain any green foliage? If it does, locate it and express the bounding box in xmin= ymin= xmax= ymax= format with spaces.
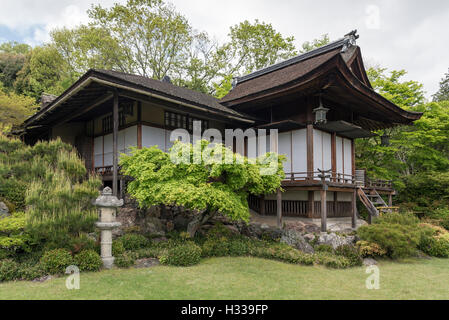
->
xmin=115 ymin=252 xmax=137 ymax=268
xmin=0 ymin=136 xmax=102 ymax=242
xmin=314 ymin=252 xmax=351 ymax=269
xmin=228 ymin=19 xmax=297 ymax=75
xmin=68 ymin=235 xmax=97 ymax=255
xmin=335 ymin=245 xmax=363 ymax=267
xmin=118 ymin=234 xmax=151 ymax=251
xmin=74 ymin=250 xmax=103 ymax=272
xmin=159 ymin=242 xmax=202 ymax=266
xmin=0 ymin=84 xmax=38 ymax=133
xmin=249 ymin=241 xmax=315 ymax=266
xmin=112 ymin=240 xmax=125 ymax=256
xmin=0 ymin=259 xmax=20 ymax=282
xmin=0 ymin=212 xmax=30 ymax=255
xmin=314 ymin=244 xmax=334 ymax=253
xmin=433 ymin=68 xmax=449 ymax=102
xmin=356 ymin=241 xmax=387 ymax=258
xmin=39 ymin=249 xmax=73 ymax=275
xmin=300 ymin=34 xmax=330 ymax=53
xmin=120 ymin=141 xmax=285 ymax=237
xmin=16 ymin=262 xmax=46 ymax=281
xmin=357 ymin=213 xmax=424 ymax=259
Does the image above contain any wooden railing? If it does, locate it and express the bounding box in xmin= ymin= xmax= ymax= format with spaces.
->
xmin=365 ymin=178 xmax=393 ymax=189
xmin=94 ymin=166 xmax=114 ymax=175
xmin=283 ymin=171 xmax=356 ymax=185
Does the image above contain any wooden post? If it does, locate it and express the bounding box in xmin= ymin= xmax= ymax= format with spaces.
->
xmin=352 ymin=190 xmax=357 ymax=229
xmin=260 ymin=197 xmax=266 ymax=216
xmin=388 ymin=193 xmax=393 ymax=207
xmin=308 ymin=191 xmax=315 ymax=218
xmin=319 ymin=169 xmax=330 ymax=232
xmin=277 ymin=189 xmax=282 ymax=229
xmin=320 ymin=189 xmax=327 ymax=232
xmin=112 ymin=90 xmax=119 ymax=197
xmin=306 ymin=124 xmax=314 ymax=180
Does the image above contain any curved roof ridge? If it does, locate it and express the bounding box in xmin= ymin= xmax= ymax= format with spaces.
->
xmin=235 ymin=35 xmax=352 ymax=85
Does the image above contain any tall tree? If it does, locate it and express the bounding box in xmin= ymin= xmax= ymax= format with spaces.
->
xmin=0 ymin=83 xmax=38 ymax=133
xmin=300 ymin=34 xmax=330 ymax=53
xmin=14 ymin=45 xmax=71 ymax=100
xmin=433 ymin=68 xmax=449 ymax=102
xmin=226 ymin=19 xmax=297 ymax=76
xmin=0 ymin=41 xmax=31 ymax=91
xmin=86 ymin=0 xmax=192 ymax=80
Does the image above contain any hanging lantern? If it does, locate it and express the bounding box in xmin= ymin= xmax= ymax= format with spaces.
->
xmin=313 ymin=95 xmax=330 ymax=125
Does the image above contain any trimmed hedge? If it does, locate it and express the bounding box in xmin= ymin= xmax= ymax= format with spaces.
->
xmin=74 ymin=250 xmax=103 ymax=272
xmin=40 ymin=249 xmax=73 ymax=274
xmin=118 ymin=234 xmax=150 ymax=251
xmin=160 ymin=242 xmax=202 ymax=267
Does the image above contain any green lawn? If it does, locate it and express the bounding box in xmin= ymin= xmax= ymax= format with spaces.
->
xmin=1 ymin=257 xmax=448 ymax=300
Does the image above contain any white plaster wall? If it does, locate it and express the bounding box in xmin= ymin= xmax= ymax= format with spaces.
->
xmin=278 ymin=132 xmax=292 ymax=174
xmin=94 ymin=126 xmax=138 ymax=168
xmin=94 ymin=136 xmax=103 ymax=168
xmin=292 ymin=129 xmax=307 ymax=176
xmin=336 ymin=136 xmax=343 ymax=175
xmin=344 ymin=138 xmax=353 ymax=176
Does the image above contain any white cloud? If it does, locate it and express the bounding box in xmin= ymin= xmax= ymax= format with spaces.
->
xmin=0 ymin=0 xmax=448 ymax=98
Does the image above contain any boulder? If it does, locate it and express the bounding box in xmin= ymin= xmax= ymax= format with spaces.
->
xmin=285 ymin=221 xmax=321 ymax=234
xmin=142 ymin=217 xmax=166 ymax=236
xmin=0 ymin=202 xmax=10 ymax=218
xmin=281 ymin=230 xmax=315 ymax=254
xmin=317 ymin=232 xmax=356 ymax=249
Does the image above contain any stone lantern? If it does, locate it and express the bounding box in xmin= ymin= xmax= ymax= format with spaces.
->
xmin=93 ymin=187 xmax=123 ymax=269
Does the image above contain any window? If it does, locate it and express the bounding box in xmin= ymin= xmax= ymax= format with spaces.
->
xmin=164 ymin=111 xmax=208 ymax=132
xmin=102 ymin=112 xmax=126 ymax=133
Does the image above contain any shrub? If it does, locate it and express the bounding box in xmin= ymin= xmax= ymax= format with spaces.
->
xmin=159 ymin=242 xmax=202 ymax=267
xmin=201 ymin=237 xmax=229 ymax=257
xmin=335 ymin=245 xmax=363 ymax=267
xmin=40 ymin=249 xmax=73 ymax=275
xmin=74 ymin=250 xmax=102 ymax=272
xmin=0 ymin=179 xmax=27 ymax=210
xmin=0 ymin=259 xmax=19 ymax=282
xmin=248 ymin=241 xmax=314 ymax=266
xmin=419 ymin=236 xmax=449 ymax=258
xmin=112 ymin=240 xmax=125 ymax=256
xmin=16 ymin=262 xmax=46 ymax=281
xmin=357 ymin=223 xmax=421 ymax=259
xmin=314 ymin=252 xmax=351 ymax=269
xmin=374 ymin=212 xmax=420 ymax=226
xmin=205 ymin=223 xmax=235 ymax=239
xmin=357 ymin=241 xmax=387 ymax=258
xmin=315 ymin=244 xmax=334 ymax=253
xmin=228 ymin=239 xmax=250 ymax=256
xmin=68 ymin=235 xmax=97 ymax=255
xmin=115 ymin=252 xmax=137 ymax=268
xmin=136 ymin=247 xmax=163 ymax=259
xmin=118 ymin=234 xmax=150 ymax=251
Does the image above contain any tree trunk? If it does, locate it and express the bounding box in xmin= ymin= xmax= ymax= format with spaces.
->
xmin=187 ymin=210 xmax=217 ymax=238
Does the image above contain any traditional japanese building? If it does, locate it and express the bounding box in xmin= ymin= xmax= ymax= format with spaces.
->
xmin=21 ymin=31 xmax=422 ymax=231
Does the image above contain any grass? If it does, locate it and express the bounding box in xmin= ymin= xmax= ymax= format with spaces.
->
xmin=1 ymin=257 xmax=449 ymax=300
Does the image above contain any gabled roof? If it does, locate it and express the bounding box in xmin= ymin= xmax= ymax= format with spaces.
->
xmin=25 ymin=69 xmax=254 ymax=127
xmin=220 ymin=31 xmax=422 ymax=125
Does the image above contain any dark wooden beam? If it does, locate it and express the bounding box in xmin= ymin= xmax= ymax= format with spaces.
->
xmin=112 ymin=90 xmax=119 ymax=197
xmin=57 ymin=92 xmax=113 ymax=125
xmin=321 ymin=189 xmax=327 ymax=232
xmin=277 ymin=189 xmax=283 ymax=228
xmin=308 ymin=191 xmax=315 ymax=218
xmin=352 ymin=190 xmax=357 ymax=229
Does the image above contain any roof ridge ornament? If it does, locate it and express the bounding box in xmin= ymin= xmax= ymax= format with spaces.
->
xmin=342 ymin=30 xmax=359 ymax=53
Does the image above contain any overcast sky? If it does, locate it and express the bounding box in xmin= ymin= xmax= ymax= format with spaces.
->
xmin=0 ymin=0 xmax=448 ymax=99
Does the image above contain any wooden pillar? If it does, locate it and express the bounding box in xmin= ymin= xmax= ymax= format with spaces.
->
xmin=306 ymin=124 xmax=314 ymax=180
xmin=112 ymin=90 xmax=119 ymax=197
xmin=331 ymin=133 xmax=337 ymax=182
xmin=137 ymin=102 xmax=142 ymax=149
xmin=352 ymin=190 xmax=357 ymax=229
xmin=260 ymin=197 xmax=266 ymax=216
xmin=333 ymin=191 xmax=338 ymax=217
xmin=277 ymin=189 xmax=282 ymax=229
xmin=320 ymin=189 xmax=327 ymax=232
xmin=308 ymin=191 xmax=315 ymax=218
xmin=388 ymin=193 xmax=393 ymax=207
